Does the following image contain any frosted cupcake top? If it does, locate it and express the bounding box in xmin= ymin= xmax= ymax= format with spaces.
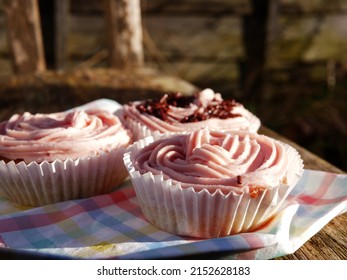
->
xmin=0 ymin=109 xmax=132 ymax=163
xmin=131 ymin=129 xmax=303 ymax=195
xmin=123 ymin=88 xmax=261 ymax=134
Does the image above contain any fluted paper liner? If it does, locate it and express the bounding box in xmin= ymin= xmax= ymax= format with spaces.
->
xmin=0 ymin=99 xmax=130 ymax=207
xmin=124 ymin=133 xmax=304 ymax=238
xmin=0 ymin=146 xmax=128 ymax=207
xmin=126 ymin=117 xmax=153 ymax=141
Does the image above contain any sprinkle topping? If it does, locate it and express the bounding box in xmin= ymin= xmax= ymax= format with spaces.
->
xmin=135 ymin=92 xmax=241 ymax=123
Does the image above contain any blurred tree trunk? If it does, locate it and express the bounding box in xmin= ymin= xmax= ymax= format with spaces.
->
xmin=4 ymin=0 xmax=46 ymax=74
xmin=104 ymin=0 xmax=144 ymax=69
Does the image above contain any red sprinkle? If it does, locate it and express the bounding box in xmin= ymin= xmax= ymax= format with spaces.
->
xmin=134 ymin=92 xmax=241 ymax=123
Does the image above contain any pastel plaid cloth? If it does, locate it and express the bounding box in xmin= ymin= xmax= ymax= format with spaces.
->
xmin=0 ymin=169 xmax=346 ymax=259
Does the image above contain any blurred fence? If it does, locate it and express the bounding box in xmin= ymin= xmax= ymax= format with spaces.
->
xmin=0 ymin=0 xmax=346 ymax=170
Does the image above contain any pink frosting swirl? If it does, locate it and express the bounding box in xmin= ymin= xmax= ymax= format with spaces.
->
xmin=124 ymin=89 xmax=261 ymax=134
xmin=133 ymin=129 xmax=302 ymax=195
xmin=0 ymin=109 xmax=132 ymax=163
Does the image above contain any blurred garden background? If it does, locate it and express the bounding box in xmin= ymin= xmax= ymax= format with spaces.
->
xmin=0 ymin=0 xmax=346 ymax=171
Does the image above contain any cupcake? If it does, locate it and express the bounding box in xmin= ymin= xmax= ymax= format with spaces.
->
xmin=123 ymin=88 xmax=260 ymax=140
xmin=124 ymin=129 xmax=303 ymax=238
xmin=0 ymin=108 xmax=132 ymax=206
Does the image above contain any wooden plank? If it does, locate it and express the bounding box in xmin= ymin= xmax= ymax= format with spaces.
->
xmin=69 ymin=0 xmax=252 ymax=16
xmin=260 ymin=126 xmax=346 ymax=260
xmin=54 ymin=0 xmax=70 ymax=69
xmin=141 ymin=0 xmax=251 ymax=16
xmin=240 ymin=0 xmax=279 ymax=102
xmin=68 ymin=0 xmax=347 ymax=16
xmin=103 ymin=0 xmax=144 ymax=69
xmin=4 ymin=0 xmax=46 ymax=74
xmin=38 ymin=0 xmax=69 ymax=70
xmin=38 ymin=0 xmax=55 ymax=69
xmin=0 ymin=68 xmax=198 ymax=119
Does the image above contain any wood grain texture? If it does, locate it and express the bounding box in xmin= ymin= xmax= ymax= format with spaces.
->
xmin=4 ymin=0 xmax=46 ymax=74
xmin=0 ymin=68 xmax=197 ymax=120
xmin=259 ymin=126 xmax=346 ymax=260
xmin=104 ymin=0 xmax=144 ymax=69
xmin=54 ymin=0 xmax=70 ymax=69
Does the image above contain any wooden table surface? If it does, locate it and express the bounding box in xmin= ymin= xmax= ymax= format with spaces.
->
xmin=259 ymin=127 xmax=346 ymax=260
xmin=0 ymin=71 xmax=345 ymax=260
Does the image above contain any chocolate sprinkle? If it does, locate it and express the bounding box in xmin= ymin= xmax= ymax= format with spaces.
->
xmin=134 ymin=92 xmax=241 ymax=123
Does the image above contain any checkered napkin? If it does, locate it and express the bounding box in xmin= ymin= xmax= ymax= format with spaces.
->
xmin=0 ymin=100 xmax=346 ymax=259
xmin=0 ymin=169 xmax=346 ymax=259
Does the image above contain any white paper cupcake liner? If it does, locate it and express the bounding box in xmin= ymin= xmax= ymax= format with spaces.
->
xmin=123 ymin=133 xmax=303 ymax=238
xmin=126 ymin=117 xmax=154 ymax=141
xmin=0 ymin=147 xmax=128 ymax=207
